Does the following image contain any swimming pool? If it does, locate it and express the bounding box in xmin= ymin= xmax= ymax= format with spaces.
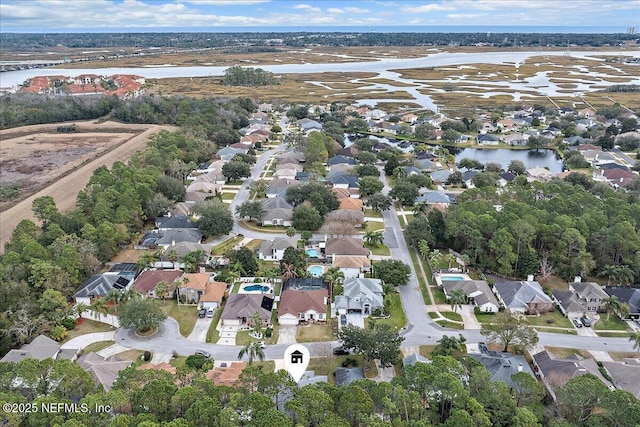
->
xmin=306 ymin=249 xmax=319 ymax=258
xmin=441 ymin=276 xmax=466 ymax=281
xmin=242 ymin=284 xmax=271 ymax=293
xmin=308 ymin=265 xmax=324 ymax=278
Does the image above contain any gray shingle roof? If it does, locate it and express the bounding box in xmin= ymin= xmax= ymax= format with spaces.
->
xmin=74 ymin=274 xmax=131 ymax=299
xmin=261 ymin=196 xmax=293 ymax=210
xmin=0 ymin=335 xmax=60 ymax=362
xmin=553 ymin=290 xmax=585 ymax=314
xmin=156 ymin=228 xmax=202 ymax=246
xmin=335 ymin=367 xmax=364 ymax=386
xmin=403 ymin=353 xmax=431 ymax=367
xmin=468 ymin=351 xmax=535 ymax=389
xmin=604 ymin=287 xmax=640 ymax=315
xmin=259 ymin=237 xmax=297 ymax=255
xmin=494 ymin=281 xmax=553 ymax=311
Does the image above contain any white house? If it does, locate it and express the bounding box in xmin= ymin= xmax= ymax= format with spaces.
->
xmin=258 ymin=237 xmax=297 ymax=261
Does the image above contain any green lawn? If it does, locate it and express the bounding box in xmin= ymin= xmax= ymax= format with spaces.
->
xmin=297 ymin=323 xmax=335 ymax=342
xmin=210 ymin=236 xmax=244 ymax=256
xmin=433 ymin=289 xmax=447 ymax=304
xmin=245 ymin=239 xmax=264 ymax=251
xmin=206 ymin=307 xmax=224 ymax=343
xmin=440 ymin=311 xmax=463 ymax=322
xmin=594 ymin=315 xmax=630 ymax=331
xmin=161 ymin=300 xmax=198 ymax=337
xmin=368 ymin=293 xmax=406 ymax=330
xmin=436 ymin=320 xmax=464 ymax=329
xmin=534 ymin=327 xmax=577 ymax=335
xmin=595 ymin=331 xmax=633 ymax=338
xmin=64 ymin=319 xmax=114 ymax=342
xmin=82 ymin=341 xmax=115 ymax=354
xmin=220 ymin=192 xmax=236 ymax=200
xmin=475 ymin=313 xmax=497 ymax=324
xmin=408 ymin=247 xmax=432 ymax=305
xmin=237 ymin=327 xmax=278 ymax=346
xmin=525 ymin=309 xmax=573 ymax=328
xmin=365 ymin=221 xmax=385 ymax=232
xmin=364 ymin=209 xmax=382 ymax=218
xmin=366 ymin=243 xmax=391 ymax=256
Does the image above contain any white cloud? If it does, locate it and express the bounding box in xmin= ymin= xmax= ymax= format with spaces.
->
xmin=446 ymin=13 xmax=488 ymax=21
xmin=344 ymin=7 xmax=370 ymax=14
xmin=327 ymin=8 xmax=344 ymax=14
xmin=175 ymin=0 xmax=270 ymax=4
xmin=402 ymin=3 xmax=454 ymax=13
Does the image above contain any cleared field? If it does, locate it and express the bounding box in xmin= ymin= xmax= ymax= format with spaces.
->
xmin=0 ymin=121 xmax=175 ymax=252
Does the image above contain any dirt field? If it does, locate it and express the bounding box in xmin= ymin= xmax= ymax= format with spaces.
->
xmin=0 ymin=121 xmax=175 ymax=252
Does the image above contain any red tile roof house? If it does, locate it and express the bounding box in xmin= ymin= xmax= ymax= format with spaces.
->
xmin=199 ymin=281 xmax=228 ymax=309
xmin=177 ymin=273 xmax=211 ymax=305
xmin=133 ymin=270 xmax=184 ymax=299
xmin=602 ymin=169 xmax=637 ymax=188
xmin=277 ymin=289 xmax=328 ymax=325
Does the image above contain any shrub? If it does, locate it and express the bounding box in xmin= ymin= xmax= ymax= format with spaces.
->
xmin=143 ymin=351 xmax=152 ymax=361
xmin=61 ymin=317 xmax=76 ymax=330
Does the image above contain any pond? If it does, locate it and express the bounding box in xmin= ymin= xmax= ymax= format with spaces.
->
xmin=454 ymin=148 xmax=565 ymax=175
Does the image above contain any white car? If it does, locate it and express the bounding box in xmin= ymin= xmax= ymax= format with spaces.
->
xmin=256 ymin=341 xmax=266 ymax=349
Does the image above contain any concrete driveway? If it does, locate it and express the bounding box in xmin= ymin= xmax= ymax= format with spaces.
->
xmin=277 ymin=325 xmax=297 ymax=344
xmin=217 ymin=325 xmax=239 ymax=346
xmin=188 ymin=315 xmax=214 ymax=342
xmin=459 ymin=305 xmax=481 ymax=330
xmin=346 ymin=313 xmax=365 ymax=329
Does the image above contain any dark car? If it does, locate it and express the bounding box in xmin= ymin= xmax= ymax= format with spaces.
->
xmin=478 ymin=342 xmax=488 ymax=353
xmin=333 ymin=347 xmax=350 ymax=356
xmin=573 ymin=318 xmax=583 ymax=328
xmin=581 ymin=317 xmax=591 ymax=327
xmin=198 ymin=308 xmax=207 ymax=318
xmin=340 ymin=314 xmax=347 ymax=326
xmin=195 ymin=350 xmax=211 ymax=358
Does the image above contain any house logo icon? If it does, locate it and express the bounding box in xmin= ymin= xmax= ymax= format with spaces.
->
xmin=290 ymin=350 xmax=304 ymax=364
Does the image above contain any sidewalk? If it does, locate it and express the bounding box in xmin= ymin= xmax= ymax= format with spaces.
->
xmin=61 ymin=331 xmax=115 ymax=350
xmin=81 ymin=309 xmax=120 ymax=328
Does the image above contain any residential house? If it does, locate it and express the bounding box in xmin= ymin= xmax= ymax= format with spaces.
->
xmin=277 ymin=289 xmax=328 ymax=325
xmin=199 ymin=281 xmax=228 ymax=309
xmin=330 ymin=174 xmax=359 ymax=190
xmin=73 ymin=274 xmax=132 ymax=305
xmin=493 ymin=280 xmax=554 ymax=314
xmin=338 ymin=198 xmax=363 ymax=211
xmin=162 ymin=242 xmax=209 ymax=262
xmin=0 ymin=335 xmax=60 ymax=363
xmin=501 ymin=133 xmax=529 ymax=146
xmin=284 ymin=278 xmax=327 ymax=291
xmin=258 ymin=103 xmax=272 ymax=112
xmin=155 ymin=215 xmax=198 ymax=231
xmin=297 ymin=118 xmax=323 ymax=133
xmin=479 ymin=122 xmax=497 ymax=134
xmin=276 ymin=163 xmax=303 ymax=173
xmin=185 ymin=190 xmax=210 ymax=205
xmin=601 ymin=359 xmax=640 ymax=398
xmin=335 ymin=367 xmax=365 ymax=386
xmin=338 ymin=146 xmax=359 ymax=158
xmin=604 ymin=287 xmax=640 ymax=318
xmin=156 ymin=229 xmax=202 ymax=249
xmin=274 ymin=167 xmax=302 ymax=180
xmin=258 ymin=237 xmax=297 ymax=261
xmin=206 ymin=361 xmax=247 ymax=386
xmin=577 ymin=108 xmax=596 ymax=118
xmin=332 ymin=256 xmax=371 ymax=279
xmin=526 ymin=167 xmax=553 ymax=182
xmin=261 ymin=208 xmax=293 ymax=227
xmin=468 ymin=349 xmax=536 ymax=390
xmin=220 ymin=294 xmax=272 ymax=327
xmin=266 ymin=178 xmax=301 ymax=198
xmin=108 ymin=263 xmax=138 ymax=281
xmin=478 ymin=134 xmax=500 ymax=145
xmin=138 ymin=362 xmax=177 ymax=375
xmin=133 ymin=270 xmax=183 ymax=298
xmin=402 ymin=113 xmax=419 ymax=124
xmin=186 ymin=180 xmax=222 ymax=194
xmin=404 ymin=166 xmax=422 ymax=177
xmin=498 ymin=172 xmax=516 ymax=186
xmin=177 ymin=273 xmax=211 ymax=305
xmin=552 ymin=290 xmax=588 ymax=319
xmin=327 ymin=155 xmax=357 ymax=167
xmin=78 ymin=353 xmax=132 ymax=392
xmin=415 ymin=158 xmax=438 ymax=172
xmin=429 ymin=169 xmax=453 ymax=185
xmin=325 ymin=237 xmax=369 ymax=259
xmin=600 ymin=168 xmax=637 ymax=188
xmin=532 ymin=350 xmax=606 ymax=400
xmin=295 ymin=171 xmax=311 ymax=182
xmin=414 ymin=190 xmax=453 ymax=205
xmin=335 ymin=278 xmax=384 ymax=317
xmin=497 ymin=118 xmax=517 ymax=131
xmin=327 ymin=164 xmax=355 ymax=181
xmin=332 ymin=188 xmax=352 ymax=200
xmin=570 ymin=281 xmax=609 ymax=313
xmin=216 ymin=146 xmax=246 ymax=161
xmin=441 ymin=280 xmax=499 ymax=313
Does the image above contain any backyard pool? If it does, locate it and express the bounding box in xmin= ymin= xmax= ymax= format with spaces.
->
xmin=241 ymin=284 xmax=272 ymax=293
xmin=441 ymin=276 xmax=466 ymax=281
xmin=306 ymin=249 xmax=319 ymax=258
xmin=308 ymin=265 xmax=324 ymax=278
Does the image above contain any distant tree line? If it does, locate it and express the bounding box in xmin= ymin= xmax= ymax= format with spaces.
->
xmin=607 ymin=84 xmax=640 ymax=92
xmin=221 ymin=66 xmax=280 ymax=87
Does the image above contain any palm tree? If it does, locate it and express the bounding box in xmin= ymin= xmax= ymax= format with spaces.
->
xmin=446 ymin=254 xmax=457 ymax=270
xmin=90 ymin=298 xmax=109 ymax=323
xmin=238 ymin=342 xmax=265 ymax=365
xmin=323 ymin=267 xmax=344 ymax=303
xmin=417 ymin=239 xmax=431 ymax=261
xmin=250 ymin=311 xmax=265 ymax=338
xmin=429 ymin=251 xmax=443 ymax=270
xmin=105 ymin=290 xmax=122 ymax=314
xmin=286 ymin=227 xmax=296 ymax=238
xmin=382 ymin=282 xmax=397 ymax=296
xmin=225 ymin=270 xmax=240 ymax=287
xmin=630 ymin=332 xmax=640 ymax=354
xmin=599 ymin=265 xmax=617 ymax=286
xmin=121 ymin=288 xmax=141 ymax=305
xmin=413 ymin=202 xmax=429 ymax=218
xmin=156 ymin=281 xmax=170 ymax=306
xmin=167 ymin=249 xmax=179 ymax=269
xmin=448 ymin=289 xmax=466 ymax=313
xmin=364 ymin=230 xmax=384 ymax=247
xmin=281 ymin=263 xmax=299 ymax=283
xmin=603 ymin=295 xmax=623 ymax=321
xmin=178 ymin=276 xmax=189 ymax=305
xmin=73 ymin=302 xmax=89 ymax=320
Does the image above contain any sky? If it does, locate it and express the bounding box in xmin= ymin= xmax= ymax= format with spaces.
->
xmin=0 ymin=0 xmax=638 ymax=32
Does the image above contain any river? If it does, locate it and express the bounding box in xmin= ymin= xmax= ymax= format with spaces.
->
xmin=2 ymin=49 xmax=638 ymax=111
xmin=454 ymin=148 xmax=564 ymax=174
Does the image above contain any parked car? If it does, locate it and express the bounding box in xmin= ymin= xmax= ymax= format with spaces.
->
xmin=581 ymin=317 xmax=591 ymax=327
xmin=573 ymin=318 xmax=583 ymax=328
xmin=198 ymin=308 xmax=207 ymax=318
xmin=207 ymin=308 xmax=214 ymax=318
xmin=333 ymin=346 xmax=350 ymax=356
xmin=478 ymin=342 xmax=488 ymax=353
xmin=340 ymin=314 xmax=347 ymax=326
xmin=256 ymin=341 xmax=266 ymax=349
xmin=195 ymin=350 xmax=211 ymax=358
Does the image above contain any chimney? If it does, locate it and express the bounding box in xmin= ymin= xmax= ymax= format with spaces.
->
xmin=527 ymin=274 xmax=534 ymax=282
xmin=574 ymin=276 xmax=581 ymax=283
xmin=518 ymin=363 xmax=523 ymax=372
